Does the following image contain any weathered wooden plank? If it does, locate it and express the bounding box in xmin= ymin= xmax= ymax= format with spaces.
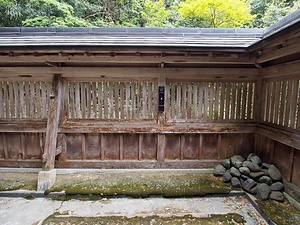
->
xmin=165 ymin=134 xmax=180 ymax=160
xmin=225 ymin=82 xmax=231 ymax=120
xmin=86 ymin=82 xmax=91 ymax=118
xmin=109 ymin=82 xmax=114 ymax=119
xmin=187 ymin=83 xmax=192 ymax=119
xmin=209 ymin=83 xmax=214 ymax=119
xmin=125 ymin=82 xmax=130 ymax=119
xmin=176 ymin=83 xmax=181 ymax=119
xmin=182 ymin=82 xmax=187 ymax=119
xmin=219 ymin=134 xmax=236 ymax=159
xmin=91 ymin=82 xmax=97 ymax=118
xmin=30 ymin=82 xmax=35 ymax=118
xmin=193 ymin=82 xmax=198 ymax=119
xmin=44 ymin=74 xmax=64 ymax=170
xmin=25 ymin=133 xmax=42 ymax=160
xmin=279 ymin=81 xmax=287 ymax=126
xmin=220 ymin=83 xmax=225 ymax=120
xmin=102 ymin=134 xmax=120 ymax=160
xmin=202 ymin=134 xmax=218 ymax=159
xmin=148 ymin=82 xmax=153 ymax=119
xmin=123 ymin=134 xmax=139 ymax=160
xmin=285 ymin=80 xmax=293 ymax=127
xmin=119 ymin=135 xmax=123 ymax=160
xmin=236 ymin=83 xmax=242 ymax=120
xmin=8 ymin=82 xmax=15 ymax=118
xmin=142 ymin=82 xmax=147 ymax=119
xmin=103 ymin=82 xmax=108 ymax=119
xmin=66 ymin=134 xmax=82 ymax=160
xmin=2 ymin=133 xmax=8 ymax=159
xmin=230 ymin=83 xmax=236 ymax=120
xmin=247 ymin=83 xmax=254 ymax=120
xmin=140 ymin=134 xmax=157 ymax=160
xmin=181 ymin=134 xmax=199 ymax=160
xmin=13 ymin=82 xmax=19 ymax=118
xmin=199 ymin=134 xmax=203 ymax=159
xmin=81 ymin=134 xmax=86 ymax=160
xmin=114 ymin=82 xmax=119 ymax=119
xmin=3 ymin=82 xmax=9 ymax=118
xmin=203 ymin=83 xmax=208 ymax=120
xmin=74 ymin=82 xmax=80 ymax=118
xmin=289 ymin=80 xmax=299 ymax=129
xmin=157 ymin=134 xmax=165 ymax=162
xmin=7 ymin=133 xmax=22 ymax=159
xmin=120 ymin=82 xmax=124 ymax=119
xmin=0 ymin=82 xmax=3 ymax=118
xmin=57 ymin=133 xmax=67 ymax=162
xmin=297 ymin=81 xmax=300 ymax=129
xmin=98 ymin=82 xmax=103 ymax=119
xmin=292 ymin=149 xmax=300 ymax=187
xmin=241 ymin=83 xmax=248 ymax=120
xmin=214 ymin=83 xmax=220 ymax=120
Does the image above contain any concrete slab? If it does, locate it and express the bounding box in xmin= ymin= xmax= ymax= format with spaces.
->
xmin=0 ymin=196 xmax=267 ymax=225
xmin=37 ymin=169 xmax=56 ymax=191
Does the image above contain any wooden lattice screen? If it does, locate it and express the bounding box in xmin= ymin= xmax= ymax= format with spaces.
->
xmin=0 ymin=81 xmax=51 ymax=119
xmin=263 ymin=79 xmax=300 ymax=130
xmin=67 ymin=81 xmax=158 ymax=120
xmin=166 ymin=81 xmax=255 ymax=121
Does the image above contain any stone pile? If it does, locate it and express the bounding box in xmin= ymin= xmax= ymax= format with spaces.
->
xmin=213 ymin=153 xmax=284 ymax=201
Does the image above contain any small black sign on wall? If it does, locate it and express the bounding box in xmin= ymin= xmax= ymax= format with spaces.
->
xmin=158 ymin=86 xmax=165 ymax=112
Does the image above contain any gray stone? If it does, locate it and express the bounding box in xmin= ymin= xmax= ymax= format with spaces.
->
xmin=231 ymin=177 xmax=241 ymax=188
xmin=243 ymin=160 xmax=251 ymax=168
xmin=249 ymin=172 xmax=265 ymax=181
xmin=270 ymin=182 xmax=284 ymax=191
xmin=249 ymin=185 xmax=258 ymax=195
xmin=223 ymin=171 xmax=232 ymax=183
xmin=268 ymin=165 xmax=282 ymax=181
xmin=261 ymin=169 xmax=269 ymax=176
xmin=239 ymin=166 xmax=250 ymax=175
xmin=262 ymin=163 xmax=271 ymax=169
xmin=230 ymin=167 xmax=241 ymax=177
xmin=213 ymin=164 xmax=226 ymax=176
xmin=242 ymin=179 xmax=257 ymax=193
xmin=248 ymin=162 xmax=261 ymax=172
xmin=249 ymin=155 xmax=262 ymax=166
xmin=230 ymin=155 xmax=245 ymax=168
xmin=246 ymin=153 xmax=256 ymax=161
xmin=221 ymin=159 xmax=231 ymax=169
xmin=37 ymin=169 xmax=57 ymax=191
xmin=270 ymin=191 xmax=284 ymax=202
xmin=259 ymin=176 xmax=273 ymax=185
xmin=256 ymin=183 xmax=271 ymax=200
xmin=240 ymin=174 xmax=249 ymax=181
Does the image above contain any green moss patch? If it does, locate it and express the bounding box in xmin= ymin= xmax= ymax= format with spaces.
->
xmin=0 ymin=173 xmax=37 ymax=191
xmin=42 ymin=213 xmax=245 ymax=225
xmin=46 ymin=172 xmax=232 ymax=198
xmin=256 ymin=199 xmax=300 ymax=225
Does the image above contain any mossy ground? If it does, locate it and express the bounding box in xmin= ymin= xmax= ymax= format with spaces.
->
xmin=0 ymin=172 xmax=37 ymax=191
xmin=46 ymin=172 xmax=232 ymax=198
xmin=257 ymin=199 xmax=300 ymax=225
xmin=42 ymin=213 xmax=246 ymax=225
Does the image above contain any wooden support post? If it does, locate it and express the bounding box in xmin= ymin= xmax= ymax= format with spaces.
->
xmin=43 ymin=74 xmax=64 ymax=170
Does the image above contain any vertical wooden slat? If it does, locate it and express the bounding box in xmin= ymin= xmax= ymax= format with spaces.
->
xmin=120 ymin=82 xmax=124 ymax=119
xmin=142 ymin=82 xmax=147 ymax=119
xmin=13 ymin=82 xmax=19 ymax=118
xmin=125 ymin=82 xmax=130 ymax=119
xmin=176 ymin=82 xmax=181 ymax=118
xmin=20 ymin=133 xmax=26 ymax=160
xmin=263 ymin=82 xmax=269 ymax=122
xmin=0 ymin=81 xmax=3 ymax=118
xmin=279 ymin=81 xmax=287 ymax=126
xmin=75 ymin=82 xmax=80 ymax=118
xmin=8 ymin=82 xmax=15 ymax=118
xmin=81 ymin=83 xmax=86 ymax=118
xmin=36 ymin=82 xmax=42 ymax=119
xmin=296 ymin=81 xmax=300 ymax=129
xmin=86 ymin=82 xmax=91 ymax=118
xmin=114 ymin=82 xmax=119 ymax=119
xmin=165 ymin=82 xmax=170 ymax=120
xmin=230 ymin=83 xmax=236 ymax=120
xmin=30 ymin=82 xmax=35 ymax=118
xmin=153 ymin=80 xmax=158 ymax=119
xmin=273 ymin=82 xmax=280 ymax=124
xmin=100 ymin=134 xmax=105 ymax=160
xmin=138 ymin=134 xmax=142 ymax=160
xmin=180 ymin=135 xmax=184 ymax=160
xmin=3 ymin=82 xmax=9 ymax=118
xmin=90 ymin=82 xmax=96 ymax=118
xmin=187 ymin=82 xmax=192 ymax=119
xmin=182 ymin=82 xmax=187 ymax=119
xmin=204 ymin=83 xmax=209 ymax=120
xmin=109 ymin=82 xmax=114 ymax=119
xmin=236 ymin=83 xmax=242 ymax=120
xmin=24 ymin=82 xmax=30 ymax=118
xmin=214 ymin=83 xmax=220 ymax=120
xmin=269 ymin=81 xmax=276 ymax=123
xmin=209 ymin=83 xmax=214 ymax=119
xmin=98 ymin=82 xmax=103 ymax=119
xmin=2 ymin=133 xmax=8 ymax=159
xmin=247 ymin=83 xmax=254 ymax=120
xmin=225 ymin=82 xmax=231 ymax=120
xmin=103 ymin=82 xmax=108 ymax=119
xmin=289 ymin=81 xmax=299 ymax=129
xmin=193 ymin=82 xmax=198 ymax=119
xmin=41 ymin=82 xmax=47 ymax=119
xmin=220 ymin=83 xmax=225 ymax=120
xmin=148 ymin=82 xmax=153 ymax=119
xmin=285 ymin=80 xmax=293 ymax=127
xmin=131 ymin=82 xmax=136 ymax=119
xmin=241 ymin=83 xmax=248 ymax=120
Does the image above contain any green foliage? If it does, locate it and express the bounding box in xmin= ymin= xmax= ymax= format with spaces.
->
xmin=141 ymin=0 xmax=172 ymax=27
xmin=178 ymin=0 xmax=253 ymax=28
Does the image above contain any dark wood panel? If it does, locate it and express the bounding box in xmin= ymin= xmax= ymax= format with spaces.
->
xmin=256 ymin=135 xmax=274 ymax=164
xmin=123 ymin=134 xmax=138 ymax=160
xmin=141 ymin=134 xmax=157 ymax=160
xmin=219 ymin=134 xmax=236 ymax=159
xmin=102 ymin=134 xmax=120 ymax=160
xmin=85 ymin=134 xmax=101 ymax=160
xmin=235 ymin=133 xmax=255 ymax=157
xmin=0 ymin=133 xmax=5 ymax=158
xmin=165 ymin=134 xmax=181 ymax=160
xmin=292 ymin=149 xmax=300 ymax=187
xmin=273 ymin=142 xmax=293 ymax=181
xmin=24 ymin=133 xmax=42 ymax=160
xmin=7 ymin=133 xmax=21 ymax=159
xmin=66 ymin=134 xmax=82 ymax=160
xmin=181 ymin=134 xmax=199 ymax=160
xmin=202 ymin=134 xmax=218 ymax=159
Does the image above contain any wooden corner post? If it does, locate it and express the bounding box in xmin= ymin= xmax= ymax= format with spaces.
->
xmin=43 ymin=74 xmax=64 ymax=170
